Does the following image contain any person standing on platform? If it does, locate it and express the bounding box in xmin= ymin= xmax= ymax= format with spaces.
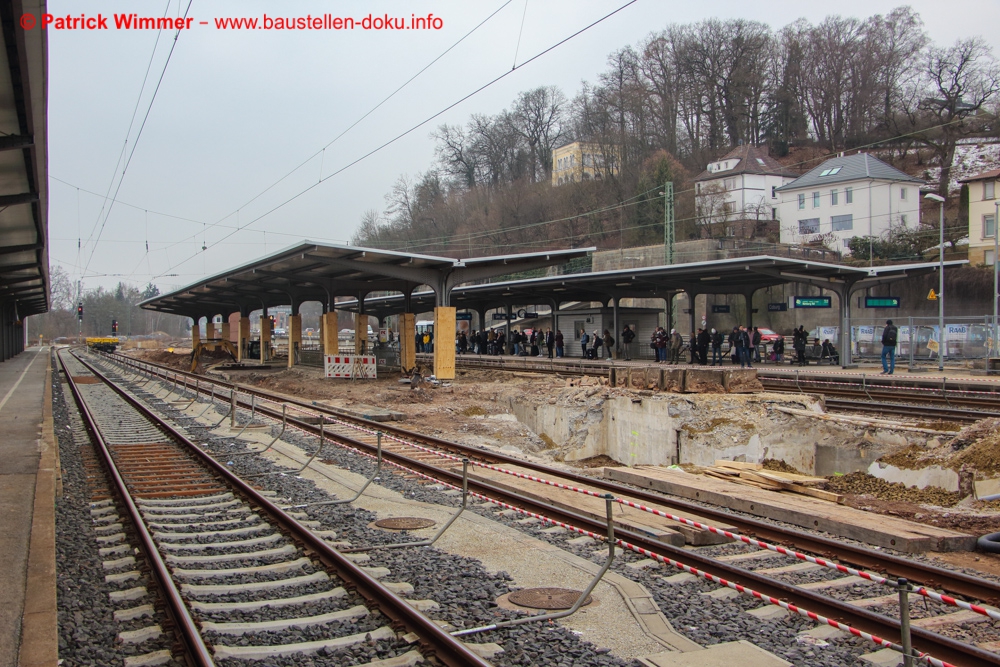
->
xmin=621 ymin=325 xmax=635 ymax=361
xmin=793 ymin=326 xmax=808 ymax=366
xmin=669 ymin=329 xmax=682 ymax=364
xmin=752 ymin=327 xmax=762 ymax=363
xmin=737 ymin=325 xmax=753 ymax=368
xmin=555 ymin=330 xmax=564 ymax=358
xmin=710 ymin=328 xmax=723 ymax=366
xmin=602 ymin=330 xmax=614 ymax=360
xmin=653 ymin=327 xmax=666 ymax=363
xmin=697 ymin=328 xmax=710 ymax=365
xmin=580 ymin=329 xmax=590 ymax=358
xmin=881 ymin=319 xmax=898 ymax=375
xmin=546 ymin=328 xmax=555 ymax=359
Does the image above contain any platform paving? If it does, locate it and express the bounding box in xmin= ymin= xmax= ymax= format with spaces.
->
xmin=638 ymin=640 xmax=792 ymax=666
xmin=0 ymin=347 xmax=56 ymax=667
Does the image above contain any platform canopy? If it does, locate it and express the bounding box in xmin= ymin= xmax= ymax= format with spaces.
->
xmin=334 ymin=255 xmax=967 ymax=319
xmin=0 ymin=5 xmax=49 ymax=317
xmin=139 ymin=241 xmax=594 ymax=318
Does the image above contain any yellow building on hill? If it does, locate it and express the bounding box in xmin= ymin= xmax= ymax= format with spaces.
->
xmin=551 ymin=141 xmax=619 ymax=186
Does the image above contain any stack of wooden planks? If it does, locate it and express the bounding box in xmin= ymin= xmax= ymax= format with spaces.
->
xmin=702 ymin=460 xmax=843 ymax=503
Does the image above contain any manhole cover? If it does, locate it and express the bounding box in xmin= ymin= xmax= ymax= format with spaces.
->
xmin=374 ymin=517 xmax=436 ymax=530
xmin=508 ymin=587 xmax=593 ymax=610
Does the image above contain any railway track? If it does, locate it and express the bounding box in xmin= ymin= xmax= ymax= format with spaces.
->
xmin=59 ymin=348 xmax=491 ymax=667
xmin=98 ymin=350 xmax=1000 ymax=667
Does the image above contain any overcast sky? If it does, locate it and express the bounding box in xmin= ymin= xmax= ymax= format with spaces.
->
xmin=46 ymin=0 xmax=1000 ymax=295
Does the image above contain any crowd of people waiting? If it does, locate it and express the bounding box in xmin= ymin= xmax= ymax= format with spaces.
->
xmin=448 ymin=324 xmax=838 ymax=366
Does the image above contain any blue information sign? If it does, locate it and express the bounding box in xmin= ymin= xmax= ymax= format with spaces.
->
xmin=710 ymin=305 xmax=730 ymax=313
xmin=768 ymin=303 xmax=788 ymax=312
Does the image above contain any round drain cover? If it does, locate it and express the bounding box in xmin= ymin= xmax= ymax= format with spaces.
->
xmin=508 ymin=587 xmax=593 ymax=610
xmin=374 ymin=517 xmax=436 ymax=530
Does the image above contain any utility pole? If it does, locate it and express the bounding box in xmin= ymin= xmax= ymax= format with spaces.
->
xmin=925 ymin=193 xmax=946 ymax=371
xmin=661 ymin=182 xmax=675 ymax=265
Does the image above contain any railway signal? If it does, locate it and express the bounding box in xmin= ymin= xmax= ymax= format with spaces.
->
xmin=111 ymin=319 xmax=118 ymax=334
xmin=77 ymin=303 xmax=83 ymax=321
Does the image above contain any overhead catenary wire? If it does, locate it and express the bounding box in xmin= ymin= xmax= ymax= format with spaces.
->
xmin=152 ymin=0 xmax=641 ymax=279
xmin=153 ymin=0 xmax=515 ymax=260
xmin=83 ymin=0 xmax=194 ymax=277
xmin=79 ymin=0 xmax=173 ymax=271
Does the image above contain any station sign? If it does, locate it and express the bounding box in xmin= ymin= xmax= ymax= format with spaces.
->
xmin=768 ymin=303 xmax=787 ymax=312
xmin=517 ymin=309 xmax=539 ymax=319
xmin=710 ymin=305 xmax=730 ymax=313
xmin=492 ymin=313 xmax=514 ymax=320
xmin=456 ymin=313 xmax=473 ymax=321
xmin=865 ymin=296 xmax=900 ymax=308
xmin=793 ymin=296 xmax=832 ymax=309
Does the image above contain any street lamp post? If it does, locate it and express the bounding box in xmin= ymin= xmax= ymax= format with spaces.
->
xmin=994 ymin=201 xmax=999 ymax=359
xmin=925 ymin=193 xmax=946 ymax=371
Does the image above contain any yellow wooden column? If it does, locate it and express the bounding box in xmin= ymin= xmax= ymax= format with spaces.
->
xmin=322 ymin=311 xmax=338 ymax=355
xmin=400 ymin=312 xmax=415 ymax=373
xmin=191 ymin=321 xmax=200 ymax=349
xmin=237 ymin=317 xmax=250 ymax=361
xmin=204 ymin=321 xmax=216 ymax=351
xmin=288 ymin=314 xmax=302 ymax=368
xmin=260 ymin=314 xmax=271 ymax=363
xmin=433 ymin=306 xmax=456 ymax=380
xmin=355 ymin=314 xmax=368 ymax=353
xmin=221 ymin=320 xmax=231 ymax=347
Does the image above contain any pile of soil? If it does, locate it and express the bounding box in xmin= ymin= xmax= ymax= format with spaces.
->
xmin=825 ymin=472 xmax=962 ymax=507
xmin=877 ymin=417 xmax=1000 ymax=477
xmin=761 ymin=458 xmax=804 ymax=474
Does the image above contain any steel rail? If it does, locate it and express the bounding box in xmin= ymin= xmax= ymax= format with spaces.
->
xmin=99 ymin=354 xmax=1000 ymax=667
xmin=75 ymin=351 xmax=493 ymax=667
xmin=58 ymin=349 xmax=216 ymax=666
xmin=224 ymin=398 xmax=1000 ymax=667
xmin=105 ymin=354 xmax=1000 ymax=602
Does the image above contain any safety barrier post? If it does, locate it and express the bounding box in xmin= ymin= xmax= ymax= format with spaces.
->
xmin=344 ymin=457 xmax=470 ymax=553
xmin=230 ymin=390 xmax=238 ymax=429
xmin=898 ymin=577 xmax=913 ymax=667
xmin=452 ymin=494 xmax=615 ymax=636
xmin=232 ymin=404 xmax=286 ymax=457
xmin=298 ymin=431 xmax=383 ymax=508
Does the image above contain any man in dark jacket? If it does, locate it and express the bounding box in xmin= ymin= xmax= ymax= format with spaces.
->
xmin=737 ymin=325 xmax=753 ymax=368
xmin=697 ymin=328 xmax=710 ymax=365
xmin=621 ymin=325 xmax=635 ymax=360
xmin=881 ymin=319 xmax=898 ymax=375
xmin=752 ymin=327 xmax=762 ymax=363
xmin=793 ymin=326 xmax=807 ymax=366
xmin=710 ymin=328 xmax=723 ymax=366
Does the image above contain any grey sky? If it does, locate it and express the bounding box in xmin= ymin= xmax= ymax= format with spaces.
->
xmin=47 ymin=0 xmax=1000 ymax=295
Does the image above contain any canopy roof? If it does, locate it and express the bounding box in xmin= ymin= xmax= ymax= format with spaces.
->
xmin=334 ymin=255 xmax=965 ymax=319
xmin=0 ymin=4 xmax=49 ymax=315
xmin=140 ymin=241 xmax=593 ymax=317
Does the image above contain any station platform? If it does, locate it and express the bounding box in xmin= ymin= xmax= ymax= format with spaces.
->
xmin=0 ymin=347 xmax=57 ymax=667
xmin=428 ymin=352 xmax=1000 ymax=390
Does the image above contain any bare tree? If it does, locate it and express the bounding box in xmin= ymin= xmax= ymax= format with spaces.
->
xmin=914 ymin=38 xmax=1000 ymax=197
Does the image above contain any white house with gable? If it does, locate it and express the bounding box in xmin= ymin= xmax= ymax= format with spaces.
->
xmin=694 ymin=145 xmax=799 ymax=235
xmin=776 ymin=153 xmax=924 ymax=253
